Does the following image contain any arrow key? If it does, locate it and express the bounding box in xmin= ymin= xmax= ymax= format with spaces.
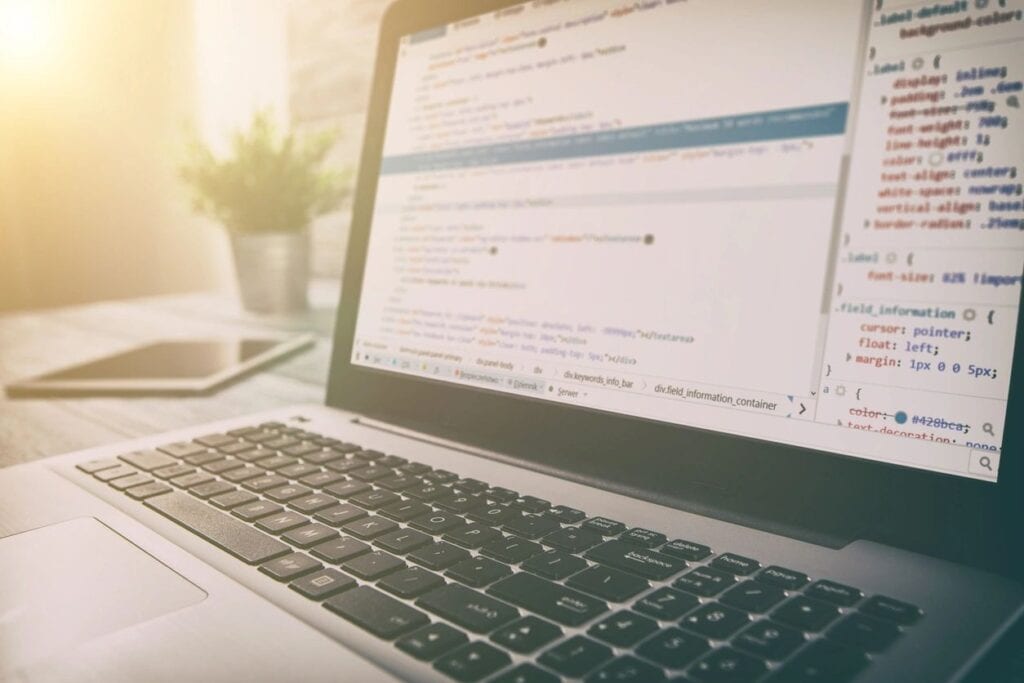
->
xmin=397 ymin=622 xmax=468 ymax=661
xmin=587 ymin=610 xmax=659 ymax=647
xmin=491 ymin=615 xmax=563 ymax=653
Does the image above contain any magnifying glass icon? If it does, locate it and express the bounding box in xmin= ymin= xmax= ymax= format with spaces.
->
xmin=983 ymin=423 xmax=995 ymax=437
xmin=979 ymin=456 xmax=993 ymax=471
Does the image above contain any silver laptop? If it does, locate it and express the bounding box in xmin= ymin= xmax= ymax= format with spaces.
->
xmin=3 ymin=1 xmax=1023 ymax=681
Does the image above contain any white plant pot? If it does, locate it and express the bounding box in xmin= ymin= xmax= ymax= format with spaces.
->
xmin=229 ymin=231 xmax=310 ymax=314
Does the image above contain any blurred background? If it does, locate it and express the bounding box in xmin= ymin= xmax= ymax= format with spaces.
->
xmin=0 ymin=0 xmax=389 ymax=312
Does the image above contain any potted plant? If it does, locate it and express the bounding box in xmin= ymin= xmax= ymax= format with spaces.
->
xmin=179 ymin=111 xmax=349 ymax=313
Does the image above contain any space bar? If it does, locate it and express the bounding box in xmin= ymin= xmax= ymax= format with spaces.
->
xmin=145 ymin=491 xmax=290 ymax=565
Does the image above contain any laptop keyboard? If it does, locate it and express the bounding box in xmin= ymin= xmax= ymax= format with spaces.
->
xmin=78 ymin=421 xmax=923 ymax=682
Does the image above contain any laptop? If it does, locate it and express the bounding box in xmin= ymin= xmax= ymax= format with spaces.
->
xmin=3 ymin=0 xmax=1023 ymax=680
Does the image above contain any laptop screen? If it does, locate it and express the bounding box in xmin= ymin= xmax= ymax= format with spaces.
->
xmin=352 ymin=0 xmax=1023 ymax=482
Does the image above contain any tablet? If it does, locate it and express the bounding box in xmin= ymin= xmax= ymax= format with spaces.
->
xmin=5 ymin=336 xmax=314 ymax=397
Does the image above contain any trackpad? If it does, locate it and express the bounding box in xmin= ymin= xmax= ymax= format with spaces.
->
xmin=0 ymin=517 xmax=206 ymax=673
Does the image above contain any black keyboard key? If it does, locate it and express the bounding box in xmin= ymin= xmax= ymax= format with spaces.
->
xmin=410 ymin=511 xmax=465 ymax=534
xmin=733 ymin=620 xmax=804 ymax=661
xmin=120 ymin=449 xmax=177 ymax=471
xmin=183 ymin=451 xmax=224 ymax=466
xmin=289 ymin=567 xmax=355 ymax=599
xmin=379 ymin=566 xmax=445 ymax=599
xmin=757 ymin=566 xmax=809 ymax=591
xmin=721 ymin=581 xmax=786 ymax=613
xmin=523 ymin=550 xmax=587 ymax=580
xmin=485 ymin=487 xmax=517 ymax=504
xmin=453 ymin=478 xmax=488 ymax=494
xmin=125 ymin=482 xmax=172 ymax=500
xmin=545 ymin=505 xmax=586 ymax=524
xmin=543 ymin=526 xmax=603 ymax=553
xmin=290 ymin=493 xmax=338 ymax=514
xmin=351 ymin=488 xmax=402 ymax=510
xmin=377 ymin=475 xmax=419 ymax=492
xmin=418 ymin=583 xmax=519 ymax=633
xmin=325 ymin=586 xmax=428 ymax=639
xmin=446 ymin=556 xmax=512 ymax=588
xmin=504 ymin=514 xmax=560 ymax=540
xmin=772 ymin=596 xmax=839 ymax=632
xmin=586 ymin=540 xmax=686 ymax=580
xmin=234 ymin=447 xmax=273 ymax=463
xmin=195 ymin=433 xmax=236 ymax=448
xmin=231 ymin=499 xmax=282 ymax=520
xmin=444 ymin=523 xmax=500 ymax=549
xmin=258 ymin=548 xmax=317 ymax=581
xmin=255 ymin=454 xmax=298 ymax=471
xmin=209 ymin=490 xmax=257 ymax=510
xmin=710 ymin=553 xmax=760 ymax=576
xmin=588 ymin=610 xmax=658 ymax=647
xmin=314 ymin=503 xmax=367 ymax=527
xmin=397 ymin=622 xmax=468 ymax=662
xmin=151 ymin=463 xmax=195 ymax=480
xmin=375 ymin=528 xmax=432 ymax=554
xmin=380 ymin=500 xmax=431 ymax=522
xmin=539 ymin=635 xmax=612 ymax=678
xmin=488 ymin=572 xmax=608 ymax=626
xmin=400 ymin=461 xmax=432 ymax=476
xmin=353 ymin=449 xmax=386 ymax=461
xmin=568 ymin=565 xmax=649 ymax=602
xmin=770 ymin=638 xmax=867 ymax=683
xmin=255 ymin=511 xmax=308 ymax=533
xmin=378 ymin=454 xmax=407 ymax=469
xmin=689 ymin=647 xmax=766 ymax=683
xmin=300 ymin=470 xmax=345 ymax=488
xmin=437 ymin=493 xmax=485 ymax=514
xmin=219 ymin=441 xmax=257 ymax=455
xmin=423 ymin=468 xmax=457 ymax=483
xmin=342 ymin=515 xmax=398 ymax=540
xmin=586 ymin=655 xmax=665 ymax=683
xmin=265 ymin=484 xmax=312 ymax=503
xmin=243 ymin=474 xmax=289 ymax=492
xmin=636 ymin=627 xmax=709 ymax=669
xmin=351 ymin=465 xmax=392 ymax=482
xmin=189 ymin=480 xmax=235 ymax=499
xmin=620 ymin=528 xmax=666 ymax=548
xmin=674 ymin=566 xmax=735 ymax=596
xmin=278 ymin=462 xmax=320 ymax=479
xmin=634 ymin=587 xmax=700 ymax=621
xmin=325 ymin=479 xmax=372 ymax=498
xmin=409 ymin=542 xmax=471 ymax=570
xmin=860 ymin=594 xmax=922 ymax=625
xmin=434 ymin=641 xmax=511 ymax=682
xmin=828 ymin=612 xmax=900 ymax=652
xmin=284 ymin=443 xmax=321 ymax=458
xmin=145 ymin=493 xmax=290 ymax=564
xmin=681 ymin=602 xmax=750 ymax=640
xmin=282 ymin=523 xmax=338 ymax=548
xmin=806 ymin=580 xmax=862 ymax=607
xmin=343 ymin=550 xmax=405 ymax=580
xmin=583 ymin=517 xmax=626 ymax=536
xmin=310 ymin=536 xmax=371 ymax=563
xmin=480 ymin=535 xmax=542 ymax=564
xmin=203 ymin=458 xmax=245 ymax=474
xmin=491 ymin=615 xmax=562 ymax=653
xmin=493 ymin=663 xmax=559 ymax=683
xmin=264 ymin=436 xmax=299 ymax=450
xmin=512 ymin=496 xmax=550 ymax=514
xmin=303 ymin=449 xmax=345 ymax=465
xmin=326 ymin=458 xmax=369 ymax=474
xmin=468 ymin=504 xmax=519 ymax=526
xmin=406 ymin=482 xmax=447 ymax=501
xmin=662 ymin=539 xmax=712 ymax=562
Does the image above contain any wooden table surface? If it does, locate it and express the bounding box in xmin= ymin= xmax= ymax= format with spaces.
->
xmin=0 ymin=280 xmax=340 ymax=468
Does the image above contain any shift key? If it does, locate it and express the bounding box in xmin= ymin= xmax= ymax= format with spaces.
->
xmin=488 ymin=572 xmax=607 ymax=627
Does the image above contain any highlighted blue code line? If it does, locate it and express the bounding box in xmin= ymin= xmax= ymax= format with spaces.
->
xmin=380 ymin=101 xmax=849 ymax=175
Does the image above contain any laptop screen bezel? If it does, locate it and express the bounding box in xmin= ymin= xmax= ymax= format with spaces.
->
xmin=328 ymin=0 xmax=1024 ymax=571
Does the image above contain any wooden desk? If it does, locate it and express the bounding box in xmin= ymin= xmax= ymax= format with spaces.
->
xmin=0 ymin=280 xmax=339 ymax=468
